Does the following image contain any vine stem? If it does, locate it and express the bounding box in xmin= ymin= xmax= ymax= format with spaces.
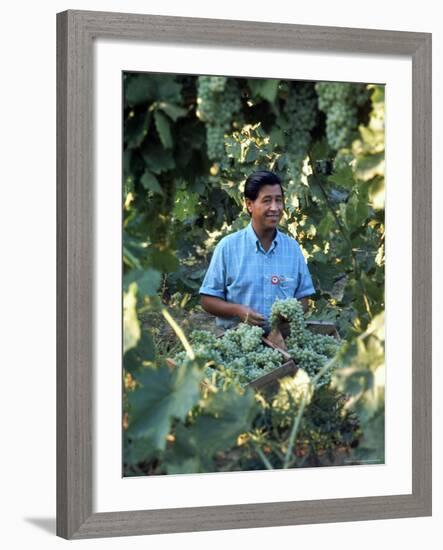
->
xmin=283 ymin=392 xmax=308 ymax=468
xmin=161 ymin=308 xmax=195 ymax=360
xmin=254 ymin=444 xmax=274 ymax=470
xmin=283 ymin=355 xmax=338 ymax=469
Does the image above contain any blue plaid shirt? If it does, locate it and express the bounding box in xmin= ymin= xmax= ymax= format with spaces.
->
xmin=199 ymin=222 xmax=315 ymax=329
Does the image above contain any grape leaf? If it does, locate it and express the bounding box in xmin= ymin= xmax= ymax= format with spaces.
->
xmin=125 ymin=74 xmax=156 ymax=107
xmin=124 ymin=330 xmax=156 ymax=373
xmin=128 ymin=363 xmax=204 ymax=450
xmin=328 ymin=165 xmax=355 ymax=189
xmin=257 ymin=79 xmax=280 ymax=103
xmin=140 ymin=171 xmax=163 ymax=195
xmin=123 ymin=433 xmax=157 ymax=469
xmin=154 ymin=110 xmax=173 ymax=149
xmin=124 ymin=74 xmax=182 ymax=106
xmin=158 ymin=101 xmax=187 ymax=121
xmin=165 ymin=388 xmax=257 ymax=473
xmin=317 ymin=211 xmax=335 ymax=239
xmin=142 ymin=143 xmax=175 ymax=174
xmin=123 ymin=268 xmax=162 ymax=297
xmin=148 ymin=249 xmax=180 ymax=272
xmin=125 ymin=111 xmax=150 ymax=148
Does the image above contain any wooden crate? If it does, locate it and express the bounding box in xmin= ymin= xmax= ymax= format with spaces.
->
xmin=246 ymin=358 xmax=297 ymax=391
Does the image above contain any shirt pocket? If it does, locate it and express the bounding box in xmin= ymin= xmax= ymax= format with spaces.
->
xmin=278 ymin=276 xmax=298 ymax=298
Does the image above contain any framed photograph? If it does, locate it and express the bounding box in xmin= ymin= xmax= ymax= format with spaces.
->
xmin=57 ymin=10 xmax=431 ymax=539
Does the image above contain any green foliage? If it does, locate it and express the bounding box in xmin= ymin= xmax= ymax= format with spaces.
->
xmin=123 ymin=268 xmax=161 ymax=297
xmin=122 ymin=73 xmax=385 ymax=475
xmin=127 ymin=361 xmax=204 ymax=450
xmin=165 ymin=387 xmax=257 ymax=473
xmin=331 ymin=312 xmax=385 ymax=462
xmin=124 ymin=330 xmax=156 ymax=374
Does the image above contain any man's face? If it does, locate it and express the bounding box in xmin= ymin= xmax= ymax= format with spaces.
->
xmin=246 ymin=184 xmax=284 ymax=232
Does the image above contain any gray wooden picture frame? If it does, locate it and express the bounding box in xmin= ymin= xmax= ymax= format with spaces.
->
xmin=56 ymin=9 xmax=432 ymax=540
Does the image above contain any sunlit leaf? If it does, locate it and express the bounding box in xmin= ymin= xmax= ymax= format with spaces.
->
xmin=158 ymin=101 xmax=187 ymax=121
xmin=356 ymin=152 xmax=385 ymax=181
xmin=123 ymin=282 xmax=140 ymax=354
xmin=368 ymin=176 xmax=385 ymax=210
xmin=173 ymin=190 xmax=199 ymax=222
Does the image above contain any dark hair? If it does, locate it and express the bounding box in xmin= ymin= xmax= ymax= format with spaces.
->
xmin=244 ymin=170 xmax=283 ymax=201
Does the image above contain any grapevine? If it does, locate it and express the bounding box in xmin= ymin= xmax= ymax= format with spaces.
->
xmin=283 ymin=82 xmax=317 ymax=183
xmin=196 ymin=76 xmax=241 ymax=161
xmin=315 ymin=82 xmax=370 ymax=150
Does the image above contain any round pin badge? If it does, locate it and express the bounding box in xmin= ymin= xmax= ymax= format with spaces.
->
xmin=271 ymin=275 xmax=279 ymax=285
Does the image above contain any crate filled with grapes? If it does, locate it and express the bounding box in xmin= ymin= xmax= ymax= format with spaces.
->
xmin=171 ymin=298 xmax=340 ymax=393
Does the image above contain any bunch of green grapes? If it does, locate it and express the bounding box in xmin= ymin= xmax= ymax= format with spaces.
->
xmin=190 ymin=329 xmax=219 ymax=349
xmin=284 ymin=83 xmax=317 ymax=182
xmin=303 ymin=331 xmax=340 ymax=359
xmin=246 ymin=347 xmax=283 ymax=369
xmin=233 ymin=323 xmax=264 ymax=352
xmin=205 ymin=125 xmax=225 ymax=160
xmin=214 ymin=323 xmax=261 ymax=358
xmin=207 ymin=76 xmax=228 ymax=93
xmin=172 ymin=322 xmax=283 ymax=387
xmin=217 ymin=328 xmax=244 ymax=362
xmin=270 ymin=298 xmax=340 ymax=386
xmin=173 ymin=329 xmax=224 ymax=368
xmin=291 ymin=348 xmax=332 ymax=387
xmin=196 ymin=77 xmax=220 ymax=122
xmin=174 ymin=346 xmax=223 ymax=369
xmin=270 ymin=298 xmax=306 ymax=349
xmin=196 ymin=76 xmax=241 ymax=160
xmin=315 ymin=82 xmax=370 ymax=150
xmin=218 ymin=324 xmax=281 ymax=378
xmin=224 ymin=349 xmax=281 ymax=386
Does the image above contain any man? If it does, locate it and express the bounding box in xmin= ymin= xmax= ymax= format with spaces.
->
xmin=199 ymin=170 xmax=315 ymax=331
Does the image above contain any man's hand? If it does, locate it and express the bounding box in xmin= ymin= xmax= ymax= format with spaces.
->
xmin=236 ymin=305 xmax=265 ymax=326
xmin=200 ymin=295 xmax=265 ymax=326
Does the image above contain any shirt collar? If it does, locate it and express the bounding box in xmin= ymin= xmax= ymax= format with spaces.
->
xmin=246 ymin=221 xmax=280 ymax=253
